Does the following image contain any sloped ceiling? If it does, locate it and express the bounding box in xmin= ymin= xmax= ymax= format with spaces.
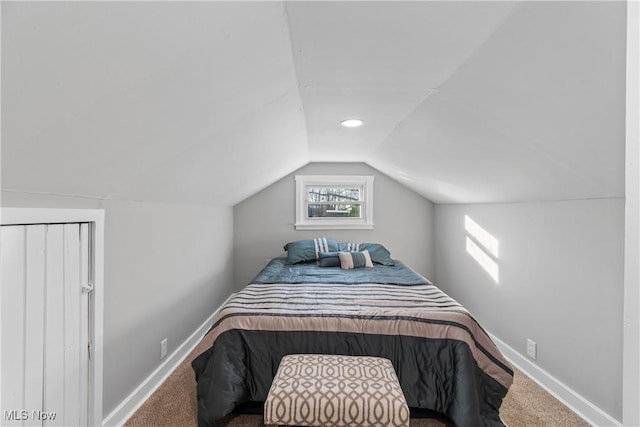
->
xmin=1 ymin=1 xmax=626 ymax=206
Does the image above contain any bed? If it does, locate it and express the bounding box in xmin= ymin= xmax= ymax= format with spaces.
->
xmin=192 ymin=239 xmax=513 ymax=427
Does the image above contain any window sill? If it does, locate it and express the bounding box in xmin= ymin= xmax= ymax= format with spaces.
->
xmin=294 ymin=222 xmax=374 ymax=230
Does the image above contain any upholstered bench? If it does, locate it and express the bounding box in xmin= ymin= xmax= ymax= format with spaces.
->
xmin=264 ymin=354 xmax=410 ymax=427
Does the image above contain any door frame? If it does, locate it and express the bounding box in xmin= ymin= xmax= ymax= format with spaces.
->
xmin=1 ymin=208 xmax=105 ymax=426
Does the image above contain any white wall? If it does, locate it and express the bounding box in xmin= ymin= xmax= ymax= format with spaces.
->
xmin=0 ymin=192 xmax=235 ymax=417
xmin=1 ymin=191 xmax=103 ymax=209
xmin=233 ymin=162 xmax=435 ymax=288
xmin=434 ymin=199 xmax=624 ymax=422
xmin=623 ymin=2 xmax=640 ymax=425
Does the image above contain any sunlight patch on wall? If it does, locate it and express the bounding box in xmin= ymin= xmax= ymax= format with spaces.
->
xmin=465 ymin=215 xmax=500 ymax=283
xmin=466 ymin=237 xmax=500 ymax=282
xmin=465 ymin=215 xmax=499 ymax=257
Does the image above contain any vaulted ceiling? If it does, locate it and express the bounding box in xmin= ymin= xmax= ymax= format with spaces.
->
xmin=1 ymin=1 xmax=627 ymax=205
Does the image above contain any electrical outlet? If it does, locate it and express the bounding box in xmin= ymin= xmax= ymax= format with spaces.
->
xmin=160 ymin=338 xmax=168 ymax=360
xmin=526 ymin=338 xmax=537 ymax=360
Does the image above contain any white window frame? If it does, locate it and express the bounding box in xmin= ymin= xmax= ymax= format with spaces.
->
xmin=295 ymin=175 xmax=374 ymax=230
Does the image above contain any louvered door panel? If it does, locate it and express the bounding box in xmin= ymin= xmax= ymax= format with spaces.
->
xmin=1 ymin=223 xmax=89 ymax=427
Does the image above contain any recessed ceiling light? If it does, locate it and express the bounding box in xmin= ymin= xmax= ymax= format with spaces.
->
xmin=340 ymin=119 xmax=364 ymax=128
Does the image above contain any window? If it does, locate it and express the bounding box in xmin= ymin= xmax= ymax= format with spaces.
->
xmin=295 ymin=175 xmax=374 ymax=230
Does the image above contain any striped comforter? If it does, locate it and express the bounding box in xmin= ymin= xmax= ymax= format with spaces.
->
xmin=192 ymin=264 xmax=513 ymax=427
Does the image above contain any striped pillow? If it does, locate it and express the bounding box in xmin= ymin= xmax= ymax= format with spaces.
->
xmin=339 ymin=242 xmax=395 ymax=266
xmin=338 ymin=250 xmax=374 ymax=269
xmin=339 ymin=242 xmax=361 ymax=252
xmin=284 ymin=238 xmax=338 ymax=264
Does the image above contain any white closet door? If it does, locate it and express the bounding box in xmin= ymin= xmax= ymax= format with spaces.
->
xmin=1 ymin=225 xmax=45 ymax=427
xmin=78 ymin=223 xmax=90 ymax=426
xmin=1 ymin=224 xmax=89 ymax=427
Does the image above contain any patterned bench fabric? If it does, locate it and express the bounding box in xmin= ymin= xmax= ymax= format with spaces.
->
xmin=264 ymin=354 xmax=410 ymax=427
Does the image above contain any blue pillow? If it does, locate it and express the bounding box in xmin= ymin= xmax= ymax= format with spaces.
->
xmin=284 ymin=238 xmax=338 ymax=265
xmin=318 ymin=251 xmax=340 ymax=267
xmin=338 ymin=242 xmax=395 ymax=266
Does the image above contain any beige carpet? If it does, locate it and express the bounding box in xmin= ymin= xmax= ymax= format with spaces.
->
xmin=124 ymin=333 xmax=589 ymax=427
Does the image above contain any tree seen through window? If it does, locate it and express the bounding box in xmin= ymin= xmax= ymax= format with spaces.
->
xmin=307 ymin=187 xmax=362 ymax=218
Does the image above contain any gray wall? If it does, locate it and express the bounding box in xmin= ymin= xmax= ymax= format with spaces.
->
xmin=234 ymin=162 xmax=435 ymax=288
xmin=4 ymin=184 xmax=626 ymax=421
xmin=434 ymin=198 xmax=624 ymax=421
xmin=1 ymin=192 xmax=235 ymax=416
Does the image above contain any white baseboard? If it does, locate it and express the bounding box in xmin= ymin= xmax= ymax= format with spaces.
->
xmin=102 ymin=294 xmax=234 ymax=427
xmin=489 ymin=332 xmax=621 ymax=427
